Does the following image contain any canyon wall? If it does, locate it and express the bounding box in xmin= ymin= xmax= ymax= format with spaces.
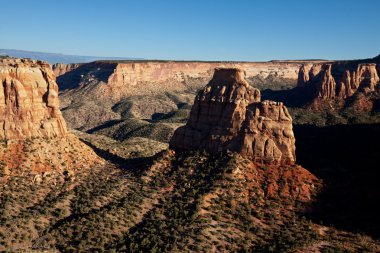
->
xmin=55 ymin=60 xmax=325 ymax=130
xmin=52 ymin=63 xmax=82 ymax=76
xmin=55 ymin=60 xmax=326 ymax=101
xmin=0 ymin=58 xmax=67 ymax=140
xmin=170 ymin=68 xmax=296 ymax=164
xmin=0 ymin=57 xmax=101 ymax=175
xmin=298 ymin=61 xmax=380 ymax=100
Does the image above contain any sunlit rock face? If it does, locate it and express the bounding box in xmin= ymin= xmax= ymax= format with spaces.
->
xmin=170 ymin=68 xmax=296 ymax=164
xmin=298 ymin=62 xmax=380 ymax=99
xmin=0 ymin=57 xmax=67 ymax=140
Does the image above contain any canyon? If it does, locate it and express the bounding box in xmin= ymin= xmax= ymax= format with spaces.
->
xmin=54 ymin=59 xmax=325 ymax=130
xmin=54 ymin=60 xmax=313 ymax=95
xmin=1 ymin=0 xmax=379 ymax=250
xmin=1 ymin=56 xmax=379 ymax=252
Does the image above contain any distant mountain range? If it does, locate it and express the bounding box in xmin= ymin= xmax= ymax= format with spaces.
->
xmin=0 ymin=49 xmax=142 ymax=64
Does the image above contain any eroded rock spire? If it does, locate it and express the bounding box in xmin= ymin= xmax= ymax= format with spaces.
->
xmin=170 ymin=68 xmax=296 ymax=164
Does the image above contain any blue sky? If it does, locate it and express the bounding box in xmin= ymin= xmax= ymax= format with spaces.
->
xmin=1 ymin=0 xmax=379 ymax=61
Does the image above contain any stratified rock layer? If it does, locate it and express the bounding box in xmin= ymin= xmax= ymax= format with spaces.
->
xmin=54 ymin=59 xmax=327 ymax=130
xmin=170 ymin=68 xmax=296 ymax=164
xmin=0 ymin=58 xmax=103 ymax=176
xmin=0 ymin=58 xmax=67 ymax=140
xmin=52 ymin=63 xmax=82 ymax=76
xmin=298 ymin=62 xmax=380 ymax=99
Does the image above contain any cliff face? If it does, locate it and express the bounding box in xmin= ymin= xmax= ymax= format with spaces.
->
xmin=170 ymin=68 xmax=296 ymax=164
xmin=56 ymin=60 xmax=325 ymax=130
xmin=57 ymin=60 xmax=321 ymax=102
xmin=104 ymin=61 xmax=302 ymax=97
xmin=52 ymin=63 xmax=82 ymax=76
xmin=0 ymin=58 xmax=101 ymax=175
xmin=297 ymin=64 xmax=311 ymax=87
xmin=0 ymin=58 xmax=67 ymax=140
xmin=298 ymin=62 xmax=380 ymax=100
xmin=316 ymin=64 xmax=337 ymax=99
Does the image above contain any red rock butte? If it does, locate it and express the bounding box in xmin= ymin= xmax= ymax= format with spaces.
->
xmin=170 ymin=68 xmax=296 ymax=164
xmin=0 ymin=58 xmax=67 ymax=140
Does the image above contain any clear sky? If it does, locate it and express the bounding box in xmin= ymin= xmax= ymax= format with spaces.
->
xmin=1 ymin=0 xmax=379 ymax=61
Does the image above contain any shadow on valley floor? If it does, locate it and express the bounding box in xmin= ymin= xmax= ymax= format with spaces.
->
xmin=57 ymin=62 xmax=117 ymax=90
xmin=294 ymin=123 xmax=380 ymax=239
xmin=86 ymin=119 xmax=124 ymax=133
xmin=82 ymin=121 xmax=380 ymax=240
xmin=261 ymin=87 xmax=314 ymax=107
xmin=79 ymin=139 xmax=157 ymax=177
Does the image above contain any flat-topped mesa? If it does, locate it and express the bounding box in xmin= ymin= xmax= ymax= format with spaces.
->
xmin=56 ymin=60 xmax=314 ymax=104
xmin=298 ymin=62 xmax=380 ymax=99
xmin=0 ymin=57 xmax=67 ymax=140
xmin=170 ymin=68 xmax=296 ymax=164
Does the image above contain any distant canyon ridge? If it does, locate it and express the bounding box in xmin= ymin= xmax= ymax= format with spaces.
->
xmin=53 ymin=60 xmax=326 ymax=130
xmin=52 ymin=55 xmax=379 ymax=132
xmin=53 ymin=60 xmax=325 ymax=93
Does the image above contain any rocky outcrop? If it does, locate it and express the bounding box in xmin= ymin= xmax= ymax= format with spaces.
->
xmin=353 ymin=64 xmax=379 ymax=91
xmin=298 ymin=62 xmax=380 ymax=99
xmin=0 ymin=57 xmax=102 ymax=175
xmin=317 ymin=64 xmax=337 ymax=99
xmin=170 ymin=68 xmax=296 ymax=164
xmin=0 ymin=58 xmax=67 ymax=140
xmin=335 ymin=63 xmax=379 ymax=97
xmin=297 ymin=64 xmax=311 ymax=87
xmin=52 ymin=63 xmax=81 ymax=76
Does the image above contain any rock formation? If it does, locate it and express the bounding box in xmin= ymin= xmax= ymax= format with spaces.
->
xmin=170 ymin=68 xmax=296 ymax=164
xmin=298 ymin=62 xmax=380 ymax=99
xmin=0 ymin=57 xmax=101 ymax=175
xmin=52 ymin=63 xmax=81 ymax=76
xmin=317 ymin=64 xmax=337 ymax=99
xmin=352 ymin=64 xmax=379 ymax=91
xmin=297 ymin=64 xmax=311 ymax=87
xmin=0 ymin=58 xmax=67 ymax=139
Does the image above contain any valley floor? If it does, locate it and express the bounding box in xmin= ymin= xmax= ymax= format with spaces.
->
xmin=1 ymin=133 xmax=380 ymax=252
